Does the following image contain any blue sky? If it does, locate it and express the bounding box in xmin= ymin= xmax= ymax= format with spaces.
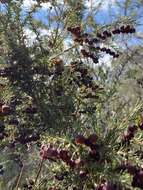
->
xmin=22 ymin=0 xmax=143 ymax=33
xmin=1 ymin=0 xmax=143 ymax=49
xmin=20 ymin=0 xmax=143 ymax=65
xmin=1 ymin=0 xmax=143 ymax=25
xmin=0 ymin=0 xmax=143 ymax=68
xmin=1 ymin=0 xmax=143 ymax=32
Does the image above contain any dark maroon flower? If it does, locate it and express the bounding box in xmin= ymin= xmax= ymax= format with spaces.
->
xmin=115 ymin=164 xmax=127 ymax=173
xmin=59 ymin=149 xmax=70 ymax=162
xmin=0 ymin=123 xmax=5 ymax=133
xmin=2 ymin=104 xmax=11 ymax=114
xmin=87 ymin=134 xmax=98 ymax=145
xmin=81 ymin=49 xmax=89 ymax=57
xmin=97 ymin=33 xmax=102 ymax=38
xmin=0 ymin=133 xmax=5 ymax=140
xmin=101 ymin=47 xmax=107 ymax=52
xmin=79 ymin=170 xmax=88 ymax=178
xmin=96 ymin=182 xmax=122 ymax=190
xmin=75 ymin=135 xmax=86 ymax=145
xmin=126 ymin=164 xmax=139 ymax=175
xmin=113 ymin=54 xmax=119 ymax=58
xmin=112 ymin=29 xmax=120 ymax=34
xmin=130 ymin=28 xmax=136 ymax=33
xmin=121 ymin=130 xmax=134 ymax=145
xmin=93 ymin=38 xmax=99 ymax=43
xmin=132 ymin=170 xmax=143 ymax=188
xmin=55 ymin=174 xmax=64 ymax=181
xmin=127 ymin=125 xmax=137 ymax=133
xmin=103 ymin=31 xmax=112 ymax=37
xmin=9 ymin=119 xmax=19 ymax=125
xmin=40 ymin=145 xmax=58 ymax=160
xmin=68 ymin=159 xmax=76 ymax=168
xmin=138 ymin=123 xmax=143 ymax=130
xmin=84 ymin=139 xmax=92 ymax=147
xmin=67 ymin=27 xmax=72 ymax=31
xmin=120 ymin=26 xmax=126 ymax=33
xmin=88 ymin=150 xmax=100 ymax=161
xmin=88 ymin=40 xmax=94 ymax=45
xmin=48 ymin=187 xmax=59 ymax=190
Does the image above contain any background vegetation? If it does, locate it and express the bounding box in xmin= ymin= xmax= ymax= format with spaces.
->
xmin=0 ymin=0 xmax=143 ymax=189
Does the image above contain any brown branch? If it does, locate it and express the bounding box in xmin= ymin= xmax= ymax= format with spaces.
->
xmin=15 ymin=165 xmax=24 ymax=190
xmin=49 ymin=44 xmax=77 ymax=61
xmin=33 ymin=158 xmax=44 ymax=189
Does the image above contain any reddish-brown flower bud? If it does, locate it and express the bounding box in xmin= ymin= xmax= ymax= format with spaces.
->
xmin=2 ymin=104 xmax=11 ymax=114
xmin=87 ymin=134 xmax=98 ymax=145
xmin=75 ymin=135 xmax=86 ymax=145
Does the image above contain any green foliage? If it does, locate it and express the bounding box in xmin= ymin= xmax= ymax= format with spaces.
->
xmin=0 ymin=0 xmax=143 ymax=190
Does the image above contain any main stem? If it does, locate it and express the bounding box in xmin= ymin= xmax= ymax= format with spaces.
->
xmin=33 ymin=158 xmax=44 ymax=189
xmin=15 ymin=165 xmax=24 ymax=190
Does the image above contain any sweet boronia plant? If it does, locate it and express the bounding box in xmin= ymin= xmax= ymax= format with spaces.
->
xmin=0 ymin=0 xmax=143 ymax=190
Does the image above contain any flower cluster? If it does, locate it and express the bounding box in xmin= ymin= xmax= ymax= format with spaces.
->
xmin=121 ymin=118 xmax=143 ymax=146
xmin=40 ymin=144 xmax=77 ymax=168
xmin=121 ymin=125 xmax=138 ymax=145
xmin=117 ymin=162 xmax=143 ymax=189
xmin=0 ymin=102 xmax=11 ymax=116
xmin=67 ymin=24 xmax=135 ymax=64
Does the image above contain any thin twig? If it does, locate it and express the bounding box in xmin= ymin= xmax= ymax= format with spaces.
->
xmin=15 ymin=165 xmax=24 ymax=190
xmin=33 ymin=158 xmax=44 ymax=189
xmin=49 ymin=44 xmax=77 ymax=61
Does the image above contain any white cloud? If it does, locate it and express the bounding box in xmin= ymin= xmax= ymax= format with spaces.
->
xmin=85 ymin=0 xmax=116 ymax=10
xmin=23 ymin=28 xmax=37 ymax=46
xmin=22 ymin=0 xmax=37 ymax=9
xmin=41 ymin=2 xmax=52 ymax=10
xmin=38 ymin=1 xmax=65 ymax=10
xmin=22 ymin=0 xmax=115 ymax=11
xmin=99 ymin=54 xmax=112 ymax=67
xmin=23 ymin=27 xmax=53 ymax=46
xmin=63 ymin=38 xmax=72 ymax=49
xmin=22 ymin=0 xmax=66 ymax=10
xmin=22 ymin=0 xmax=64 ymax=10
xmin=38 ymin=28 xmax=50 ymax=36
xmin=22 ymin=0 xmax=52 ymax=10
